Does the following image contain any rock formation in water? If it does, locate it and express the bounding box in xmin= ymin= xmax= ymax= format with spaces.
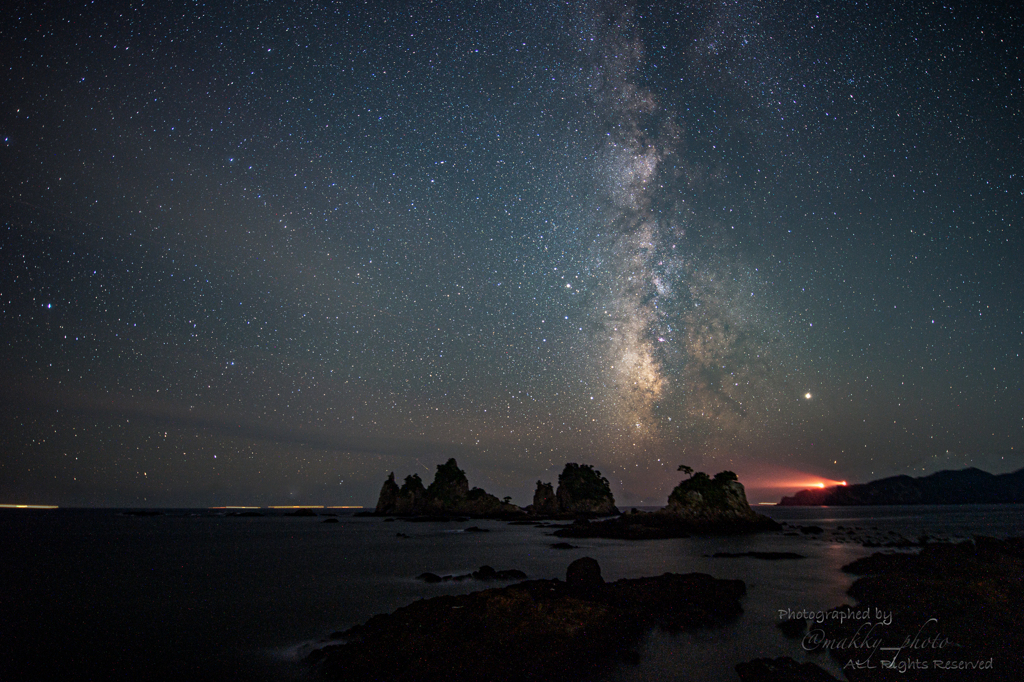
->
xmin=555 ymin=468 xmax=779 ymax=538
xmin=778 ymin=466 xmax=1024 ymax=506
xmin=374 ymin=458 xmax=524 ymax=517
xmin=529 ymin=481 xmax=558 ymax=515
xmin=556 ymin=463 xmax=618 ymax=515
xmin=526 ymin=464 xmax=618 ymax=517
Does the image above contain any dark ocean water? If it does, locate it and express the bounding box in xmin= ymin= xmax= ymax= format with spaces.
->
xmin=2 ymin=505 xmax=1022 ymax=682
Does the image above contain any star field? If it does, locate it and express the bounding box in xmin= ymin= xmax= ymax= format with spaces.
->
xmin=1 ymin=0 xmax=1022 ymax=506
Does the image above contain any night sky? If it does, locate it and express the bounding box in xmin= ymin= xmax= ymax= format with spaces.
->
xmin=2 ymin=0 xmax=1021 ymax=507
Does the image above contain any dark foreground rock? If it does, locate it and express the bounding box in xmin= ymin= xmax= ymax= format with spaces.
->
xmin=818 ymin=537 xmax=1024 ymax=681
xmin=308 ymin=558 xmax=746 ymax=682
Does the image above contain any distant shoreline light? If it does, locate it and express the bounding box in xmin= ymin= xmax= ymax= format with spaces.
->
xmin=0 ymin=504 xmax=59 ymax=509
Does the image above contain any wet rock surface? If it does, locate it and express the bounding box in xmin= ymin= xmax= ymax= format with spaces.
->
xmin=309 ymin=559 xmax=746 ymax=682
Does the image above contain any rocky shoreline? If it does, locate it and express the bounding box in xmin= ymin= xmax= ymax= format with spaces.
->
xmin=752 ymin=536 xmax=1024 ymax=682
xmin=307 ymin=557 xmax=746 ymax=682
xmin=302 ymin=505 xmax=1023 ymax=682
xmin=825 ymin=536 xmax=1024 ymax=681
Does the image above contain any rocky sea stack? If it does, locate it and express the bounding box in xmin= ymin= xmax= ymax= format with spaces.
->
xmin=556 ymin=467 xmax=779 ymax=539
xmin=527 ymin=463 xmax=618 ymax=517
xmin=374 ymin=458 xmax=524 ymax=518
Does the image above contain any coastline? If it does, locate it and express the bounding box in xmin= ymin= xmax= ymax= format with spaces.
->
xmin=3 ymin=505 xmax=1023 ymax=681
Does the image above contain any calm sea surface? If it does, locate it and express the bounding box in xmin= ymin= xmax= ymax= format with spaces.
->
xmin=2 ymin=505 xmax=1022 ymax=682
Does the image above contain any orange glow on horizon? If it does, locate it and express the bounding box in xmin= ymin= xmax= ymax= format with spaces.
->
xmin=0 ymin=504 xmax=59 ymax=509
xmin=750 ymin=475 xmax=851 ymax=491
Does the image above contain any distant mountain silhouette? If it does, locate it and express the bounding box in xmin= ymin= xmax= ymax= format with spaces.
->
xmin=778 ymin=467 xmax=1024 ymax=506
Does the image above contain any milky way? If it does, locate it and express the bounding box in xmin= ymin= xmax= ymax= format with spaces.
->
xmin=1 ymin=0 xmax=1021 ymax=506
xmin=574 ymin=2 xmax=789 ymax=463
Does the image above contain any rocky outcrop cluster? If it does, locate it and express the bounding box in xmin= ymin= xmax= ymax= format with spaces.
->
xmin=374 ymin=458 xmax=523 ymax=517
xmin=555 ymin=469 xmax=779 ymax=539
xmin=526 ymin=463 xmax=618 ymax=517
